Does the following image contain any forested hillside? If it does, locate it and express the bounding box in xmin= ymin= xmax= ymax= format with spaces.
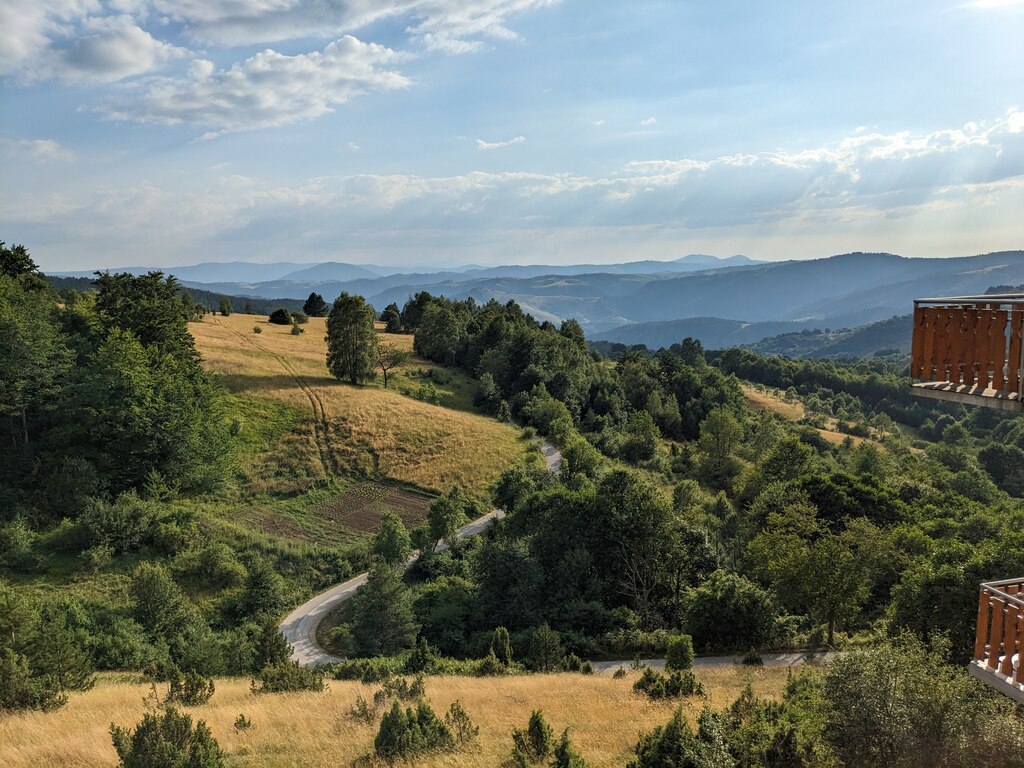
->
xmin=3 ymin=243 xmax=1023 ymax=767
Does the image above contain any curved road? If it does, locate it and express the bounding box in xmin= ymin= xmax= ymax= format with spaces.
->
xmin=280 ymin=439 xmax=561 ymax=667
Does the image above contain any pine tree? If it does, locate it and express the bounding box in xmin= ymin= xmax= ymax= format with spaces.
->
xmin=303 ymin=292 xmax=329 ymax=317
xmin=352 ymin=563 xmax=420 ymax=656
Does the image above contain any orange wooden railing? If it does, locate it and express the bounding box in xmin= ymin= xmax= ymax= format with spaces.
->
xmin=911 ymin=299 xmax=1024 ymax=396
xmin=974 ymin=578 xmax=1024 ymax=689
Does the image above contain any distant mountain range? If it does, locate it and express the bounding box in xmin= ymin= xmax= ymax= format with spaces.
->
xmin=53 ymin=250 xmax=1024 ymax=350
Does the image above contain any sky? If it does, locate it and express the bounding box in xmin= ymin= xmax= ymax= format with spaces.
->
xmin=1 ymin=0 xmax=1023 ymax=272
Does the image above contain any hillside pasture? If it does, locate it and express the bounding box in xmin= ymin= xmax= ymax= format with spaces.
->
xmin=190 ymin=314 xmax=529 ymax=500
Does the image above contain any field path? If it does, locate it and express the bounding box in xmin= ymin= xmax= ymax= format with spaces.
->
xmin=280 ymin=438 xmax=562 ymax=667
xmin=213 ymin=316 xmax=336 ymax=477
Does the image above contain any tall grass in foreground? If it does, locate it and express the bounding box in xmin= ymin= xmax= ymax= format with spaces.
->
xmin=0 ymin=667 xmax=790 ymax=767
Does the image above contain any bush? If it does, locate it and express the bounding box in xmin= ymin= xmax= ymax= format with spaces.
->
xmin=253 ymin=326 xmax=262 ymax=334
xmin=0 ymin=648 xmax=66 ymax=711
xmin=512 ymin=710 xmax=554 ymax=765
xmin=665 ymin=634 xmax=695 ymax=671
xmin=374 ymin=700 xmax=454 ymax=759
xmin=477 ymin=651 xmax=507 ymax=677
xmin=250 ymin=661 xmax=325 ymax=694
xmin=686 ymin=570 xmax=778 ymax=651
xmin=445 ymin=700 xmax=479 ymax=746
xmin=632 ymin=667 xmax=704 ymax=700
xmin=233 ymin=714 xmax=253 ymax=732
xmin=528 ymin=623 xmax=564 ymax=671
xmin=167 ymin=668 xmax=215 ymax=706
xmin=290 ymin=311 xmax=308 ymax=324
xmin=110 ymin=706 xmax=224 ymax=768
xmin=552 ymin=728 xmax=590 ymax=768
xmin=290 ymin=323 xmax=304 ymax=335
xmin=349 ymin=693 xmax=379 ymax=723
xmin=380 ymin=673 xmax=426 ymax=702
xmin=269 ymin=308 xmax=291 ymax=325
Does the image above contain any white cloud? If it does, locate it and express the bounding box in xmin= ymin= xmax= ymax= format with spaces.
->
xmin=0 ymin=0 xmax=97 ymax=77
xmin=348 ymin=141 xmax=361 ymax=151
xmin=47 ymin=15 xmax=188 ymax=82
xmin=640 ymin=117 xmax=657 ymax=126
xmin=151 ymin=0 xmax=562 ymax=50
xmin=9 ymin=110 xmax=1024 ymax=267
xmin=1 ymin=138 xmax=74 ymax=163
xmin=105 ymin=36 xmax=410 ymax=137
xmin=476 ymin=135 xmax=526 ymax=150
xmin=592 ymin=119 xmax=605 ymax=127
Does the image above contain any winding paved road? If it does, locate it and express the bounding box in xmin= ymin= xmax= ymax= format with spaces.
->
xmin=280 ymin=439 xmax=561 ymax=667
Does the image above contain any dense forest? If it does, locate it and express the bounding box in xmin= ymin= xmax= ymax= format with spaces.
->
xmin=3 ymin=245 xmax=1023 ymax=767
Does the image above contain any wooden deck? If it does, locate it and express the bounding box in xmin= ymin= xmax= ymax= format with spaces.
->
xmin=910 ymin=297 xmax=1024 ymax=411
xmin=971 ymin=578 xmax=1024 ymax=705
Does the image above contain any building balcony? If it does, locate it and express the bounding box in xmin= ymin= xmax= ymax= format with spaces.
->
xmin=910 ymin=294 xmax=1024 ymax=412
xmin=970 ymin=578 xmax=1024 ymax=704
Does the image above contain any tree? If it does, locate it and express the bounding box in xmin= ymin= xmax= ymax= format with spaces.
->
xmin=303 ymin=292 xmax=329 ymax=317
xmin=326 ymin=292 xmax=378 ymax=385
xmin=491 ymin=627 xmax=513 ymax=666
xmin=665 ymin=634 xmax=695 ymax=671
xmin=697 ymin=409 xmax=743 ymax=491
xmin=352 ymin=563 xmax=420 ymax=656
xmin=268 ymin=307 xmax=291 ymax=325
xmin=0 ymin=241 xmax=39 ymax=280
xmin=375 ymin=700 xmax=454 ymax=759
xmin=110 ymin=706 xmax=224 ymax=768
xmin=528 ymin=624 xmax=563 ymax=672
xmin=381 ymin=302 xmax=402 ymax=332
xmin=552 ymin=729 xmax=589 ymax=768
xmin=218 ymin=297 xmax=232 ymax=316
xmin=427 ymin=493 xmax=465 ymax=550
xmin=512 ymin=710 xmax=554 ymax=765
xmin=373 ymin=511 xmax=412 ymax=566
xmin=685 ymin=570 xmax=777 ymax=651
xmin=376 ymin=342 xmax=411 ymax=388
xmin=414 ymin=303 xmax=463 ymax=365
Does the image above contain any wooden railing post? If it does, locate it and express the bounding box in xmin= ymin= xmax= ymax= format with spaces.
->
xmin=975 ymin=588 xmax=991 ymax=661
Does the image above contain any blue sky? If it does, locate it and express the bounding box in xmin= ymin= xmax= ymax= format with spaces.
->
xmin=1 ymin=0 xmax=1022 ymax=271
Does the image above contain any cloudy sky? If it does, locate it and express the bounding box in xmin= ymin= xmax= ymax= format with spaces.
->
xmin=1 ymin=0 xmax=1023 ymax=271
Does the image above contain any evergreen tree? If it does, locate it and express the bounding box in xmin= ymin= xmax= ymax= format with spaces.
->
xmin=217 ymin=297 xmax=232 ymax=316
xmin=0 ymin=241 xmax=39 ymax=280
xmin=552 ymin=729 xmax=589 ymax=768
xmin=491 ymin=626 xmax=513 ymax=666
xmin=110 ymin=706 xmax=224 ymax=768
xmin=352 ymin=563 xmax=420 ymax=656
xmin=303 ymin=292 xmax=329 ymax=317
xmin=326 ymin=292 xmax=378 ymax=385
xmin=268 ymin=307 xmax=291 ymax=325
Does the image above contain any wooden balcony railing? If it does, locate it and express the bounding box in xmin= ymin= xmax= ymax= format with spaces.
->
xmin=910 ymin=295 xmax=1024 ymax=411
xmin=970 ymin=578 xmax=1024 ymax=704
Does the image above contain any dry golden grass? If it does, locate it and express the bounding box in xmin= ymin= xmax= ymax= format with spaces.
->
xmin=190 ymin=314 xmax=528 ymax=496
xmin=0 ymin=667 xmax=790 ymax=767
xmin=742 ymin=385 xmax=805 ymax=421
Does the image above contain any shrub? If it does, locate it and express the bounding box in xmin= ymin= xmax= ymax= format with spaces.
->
xmin=632 ymin=667 xmax=704 ymax=700
xmin=290 ymin=323 xmax=304 ymax=335
xmin=374 ymin=700 xmax=454 ymax=759
xmin=552 ymin=728 xmax=589 ymax=768
xmin=740 ymin=648 xmax=763 ymax=666
xmin=251 ymin=661 xmax=325 ymax=694
xmin=233 ymin=714 xmax=253 ymax=732
xmin=665 ymin=634 xmax=695 ymax=671
xmin=0 ymin=648 xmax=66 ymax=711
xmin=512 ymin=710 xmax=554 ymax=765
xmin=290 ymin=311 xmax=308 ymax=324
xmin=477 ymin=651 xmax=507 ymax=677
xmin=491 ymin=626 xmax=513 ymax=666
xmin=380 ymin=673 xmax=426 ymax=701
xmin=350 ymin=693 xmax=379 ymax=723
xmin=167 ymin=668 xmax=215 ymax=706
xmin=110 ymin=706 xmax=224 ymax=768
xmin=268 ymin=308 xmax=291 ymax=325
xmin=253 ymin=326 xmax=262 ymax=334
xmin=444 ymin=700 xmax=479 ymax=746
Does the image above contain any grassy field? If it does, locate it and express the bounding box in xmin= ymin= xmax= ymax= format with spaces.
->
xmin=191 ymin=313 xmax=530 ymax=502
xmin=741 ymin=384 xmax=884 ymax=449
xmin=0 ymin=667 xmax=792 ymax=767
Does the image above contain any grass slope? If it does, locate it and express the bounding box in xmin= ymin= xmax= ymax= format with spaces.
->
xmin=191 ymin=313 xmax=529 ymax=501
xmin=0 ymin=668 xmax=791 ymax=767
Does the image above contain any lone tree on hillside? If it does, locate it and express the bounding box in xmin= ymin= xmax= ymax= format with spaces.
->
xmin=377 ymin=342 xmax=411 ymax=388
xmin=380 ymin=302 xmax=402 ymax=332
xmin=326 ymin=292 xmax=378 ymax=385
xmin=303 ymin=292 xmax=329 ymax=317
xmin=218 ymin=297 xmax=232 ymax=316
